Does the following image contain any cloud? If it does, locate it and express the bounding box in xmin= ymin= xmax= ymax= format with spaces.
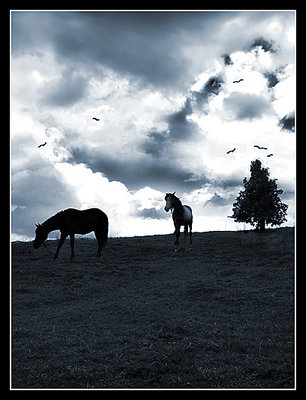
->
xmin=13 ymin=11 xmax=293 ymax=92
xmin=279 ymin=112 xmax=295 ymax=132
xmin=204 ymin=192 xmax=230 ymax=208
xmin=40 ymin=68 xmax=88 ymax=107
xmin=191 ymin=75 xmax=224 ymax=111
xmin=142 ymin=75 xmax=224 ymax=152
xmin=12 ymin=165 xmax=79 ymax=239
xmin=12 ymin=11 xmax=218 ymax=90
xmin=165 ymin=98 xmax=200 ymax=141
xmin=265 ymin=72 xmax=279 ymax=88
xmin=141 ymin=130 xmax=169 ymax=157
xmin=222 ymin=54 xmax=233 ymax=66
xmin=223 ymin=92 xmax=273 ymax=120
xmin=135 ymin=208 xmax=168 ymax=220
xmin=69 ymin=147 xmax=208 ymax=192
xmin=11 ymin=11 xmax=296 ymax=239
xmin=249 ymin=37 xmax=277 ymax=53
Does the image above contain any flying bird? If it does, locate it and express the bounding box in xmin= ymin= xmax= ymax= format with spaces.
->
xmin=254 ymin=145 xmax=268 ymax=150
xmin=233 ymin=78 xmax=244 ymax=83
xmin=92 ymin=117 xmax=100 ymax=121
xmin=38 ymin=142 xmax=47 ymax=148
xmin=226 ymin=148 xmax=236 ymax=154
xmin=267 ymin=154 xmax=274 ymax=157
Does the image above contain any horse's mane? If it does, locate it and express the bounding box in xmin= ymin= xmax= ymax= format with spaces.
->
xmin=173 ymin=194 xmax=182 ymax=207
xmin=172 ymin=194 xmax=184 ymax=215
xmin=43 ymin=209 xmax=65 ymax=226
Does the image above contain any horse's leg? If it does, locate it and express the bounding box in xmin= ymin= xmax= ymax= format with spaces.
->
xmin=53 ymin=232 xmax=67 ymax=259
xmin=94 ymin=231 xmax=103 ymax=257
xmin=69 ymin=234 xmax=75 ymax=259
xmin=184 ymin=224 xmax=188 ymax=240
xmin=189 ymin=222 xmax=193 ymax=245
xmin=174 ymin=225 xmax=180 ymax=249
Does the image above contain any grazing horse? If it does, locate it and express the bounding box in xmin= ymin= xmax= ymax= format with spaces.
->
xmin=164 ymin=192 xmax=193 ymax=248
xmin=33 ymin=208 xmax=108 ymax=259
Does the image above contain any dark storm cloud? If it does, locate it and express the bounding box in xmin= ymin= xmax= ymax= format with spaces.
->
xmin=165 ymin=98 xmax=199 ymax=141
xmin=249 ymin=37 xmax=276 ymax=53
xmin=143 ymin=74 xmax=223 ymax=153
xmin=264 ymin=72 xmax=279 ymax=88
xmin=142 ymin=97 xmax=202 ymax=155
xmin=11 ymin=11 xmax=239 ymax=90
xmin=40 ymin=68 xmax=88 ymax=107
xmin=279 ymin=112 xmax=295 ymax=132
xmin=222 ymin=54 xmax=233 ymax=66
xmin=70 ymin=148 xmax=207 ymax=192
xmin=12 ymin=169 xmax=78 ymax=238
xmin=223 ymin=92 xmax=273 ymax=120
xmin=191 ymin=76 xmax=224 ymax=110
xmin=142 ymin=130 xmax=169 ymax=157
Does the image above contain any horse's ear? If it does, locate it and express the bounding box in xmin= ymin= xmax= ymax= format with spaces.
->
xmin=172 ymin=191 xmax=176 ymax=195
xmin=35 ymin=223 xmax=40 ymax=227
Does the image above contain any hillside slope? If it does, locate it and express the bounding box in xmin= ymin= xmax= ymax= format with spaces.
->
xmin=11 ymin=228 xmax=295 ymax=389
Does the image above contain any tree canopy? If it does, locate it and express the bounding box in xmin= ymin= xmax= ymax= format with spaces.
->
xmin=231 ymin=159 xmax=288 ymax=231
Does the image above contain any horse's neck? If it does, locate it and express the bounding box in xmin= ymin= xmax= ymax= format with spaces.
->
xmin=173 ymin=198 xmax=184 ymax=214
xmin=43 ymin=214 xmax=61 ymax=233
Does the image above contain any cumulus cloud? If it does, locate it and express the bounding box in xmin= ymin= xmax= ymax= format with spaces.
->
xmin=223 ymin=92 xmax=273 ymax=120
xmin=69 ymin=147 xmax=208 ymax=192
xmin=249 ymin=37 xmax=277 ymax=53
xmin=40 ymin=68 xmax=88 ymax=107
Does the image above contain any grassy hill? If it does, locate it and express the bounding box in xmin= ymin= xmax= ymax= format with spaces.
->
xmin=11 ymin=227 xmax=295 ymax=389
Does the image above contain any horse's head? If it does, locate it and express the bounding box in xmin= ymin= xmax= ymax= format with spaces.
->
xmin=164 ymin=192 xmax=176 ymax=212
xmin=33 ymin=223 xmax=48 ymax=249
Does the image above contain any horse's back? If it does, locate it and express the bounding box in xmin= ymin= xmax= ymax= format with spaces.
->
xmin=60 ymin=208 xmax=108 ymax=234
xmin=80 ymin=208 xmax=108 ymax=226
xmin=81 ymin=208 xmax=107 ymax=218
xmin=62 ymin=208 xmax=107 ymax=220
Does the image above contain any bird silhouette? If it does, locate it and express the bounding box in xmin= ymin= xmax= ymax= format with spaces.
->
xmin=267 ymin=154 xmax=273 ymax=157
xmin=38 ymin=142 xmax=47 ymax=148
xmin=233 ymin=78 xmax=244 ymax=83
xmin=254 ymin=145 xmax=268 ymax=150
xmin=226 ymin=148 xmax=236 ymax=154
xmin=92 ymin=117 xmax=100 ymax=121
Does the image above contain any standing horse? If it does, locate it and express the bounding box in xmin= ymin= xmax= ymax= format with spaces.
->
xmin=33 ymin=208 xmax=108 ymax=259
xmin=164 ymin=192 xmax=193 ymax=248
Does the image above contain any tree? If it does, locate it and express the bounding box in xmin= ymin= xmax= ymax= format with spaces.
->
xmin=231 ymin=159 xmax=288 ymax=231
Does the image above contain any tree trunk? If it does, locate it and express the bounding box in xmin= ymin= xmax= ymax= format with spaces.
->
xmin=256 ymin=219 xmax=265 ymax=232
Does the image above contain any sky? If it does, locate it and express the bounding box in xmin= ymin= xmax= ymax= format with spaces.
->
xmin=11 ymin=10 xmax=296 ymax=240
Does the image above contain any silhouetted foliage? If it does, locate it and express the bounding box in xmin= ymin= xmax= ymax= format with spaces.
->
xmin=231 ymin=159 xmax=288 ymax=231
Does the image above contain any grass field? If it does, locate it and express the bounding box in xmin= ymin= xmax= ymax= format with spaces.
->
xmin=11 ymin=227 xmax=295 ymax=389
